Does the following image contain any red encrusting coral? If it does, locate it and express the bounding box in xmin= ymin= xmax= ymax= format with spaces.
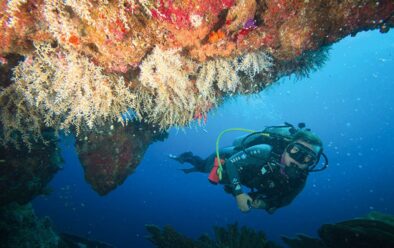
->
xmin=68 ymin=35 xmax=80 ymax=46
xmin=151 ymin=0 xmax=235 ymax=29
xmin=1 ymin=0 xmax=392 ymax=69
xmin=0 ymin=0 xmax=49 ymax=55
xmin=76 ymin=122 xmax=168 ymax=195
xmin=0 ymin=0 xmax=393 ymax=201
xmin=0 ymin=0 xmax=393 ymax=140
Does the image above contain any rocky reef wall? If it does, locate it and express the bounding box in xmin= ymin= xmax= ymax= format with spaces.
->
xmin=0 ymin=0 xmax=393 ymax=144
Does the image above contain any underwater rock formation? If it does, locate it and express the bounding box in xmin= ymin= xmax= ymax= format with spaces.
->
xmin=282 ymin=211 xmax=394 ymax=248
xmin=0 ymin=53 xmax=23 ymax=88
xmin=0 ymin=0 xmax=393 ymax=142
xmin=0 ymin=202 xmax=116 ymax=248
xmin=76 ymin=121 xmax=168 ymax=195
xmin=0 ymin=129 xmax=63 ymax=207
xmin=145 ymin=224 xmax=198 ymax=248
xmin=0 ymin=203 xmax=60 ymax=248
xmin=59 ymin=232 xmax=115 ymax=248
xmin=145 ymin=222 xmax=281 ymax=248
xmin=1 ymin=1 xmax=392 ymax=65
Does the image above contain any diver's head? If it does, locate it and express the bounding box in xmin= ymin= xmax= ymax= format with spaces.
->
xmin=281 ymin=130 xmax=323 ymax=170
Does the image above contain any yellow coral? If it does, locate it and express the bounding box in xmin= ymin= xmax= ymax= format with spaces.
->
xmin=0 ymin=42 xmax=135 ymax=147
xmin=0 ymin=42 xmax=274 ymax=147
xmin=136 ymin=47 xmax=273 ymax=129
xmin=0 ymin=83 xmax=45 ymax=150
xmin=196 ymin=50 xmax=273 ymax=95
xmin=136 ymin=46 xmax=200 ymax=128
xmin=4 ymin=0 xmax=28 ymax=27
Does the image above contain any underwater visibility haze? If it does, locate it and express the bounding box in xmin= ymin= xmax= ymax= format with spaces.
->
xmin=1 ymin=1 xmax=394 ymax=248
xmin=31 ymin=30 xmax=394 ymax=247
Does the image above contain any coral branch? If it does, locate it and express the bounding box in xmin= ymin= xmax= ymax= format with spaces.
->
xmin=0 ymin=0 xmax=393 ymax=145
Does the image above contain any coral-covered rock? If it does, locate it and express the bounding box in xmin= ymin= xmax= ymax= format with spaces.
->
xmin=76 ymin=121 xmax=168 ymax=195
xmin=0 ymin=203 xmax=60 ymax=247
xmin=282 ymin=234 xmax=323 ymax=248
xmin=283 ymin=211 xmax=394 ymax=248
xmin=59 ymin=232 xmax=115 ymax=248
xmin=319 ymin=218 xmax=394 ymax=248
xmin=1 ymin=0 xmax=392 ymax=65
xmin=145 ymin=222 xmax=280 ymax=248
xmin=0 ymin=129 xmax=62 ymax=207
xmin=0 ymin=0 xmax=393 ymax=142
xmin=0 ymin=53 xmax=23 ymax=88
xmin=0 ymin=202 xmax=115 ymax=248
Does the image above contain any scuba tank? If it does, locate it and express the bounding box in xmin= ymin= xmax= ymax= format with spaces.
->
xmin=215 ymin=123 xmax=328 ymax=177
xmin=233 ymin=123 xmax=296 ymax=159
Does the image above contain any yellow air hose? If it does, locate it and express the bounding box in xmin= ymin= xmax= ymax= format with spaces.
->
xmin=215 ymin=128 xmax=256 ymax=180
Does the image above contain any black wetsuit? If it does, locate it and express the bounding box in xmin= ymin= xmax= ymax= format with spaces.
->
xmin=177 ymin=144 xmax=308 ymax=211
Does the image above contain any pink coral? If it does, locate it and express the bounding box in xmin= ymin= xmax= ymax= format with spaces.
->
xmin=151 ymin=0 xmax=234 ymax=29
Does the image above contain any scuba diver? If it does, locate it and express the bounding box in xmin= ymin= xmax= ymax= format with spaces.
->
xmin=169 ymin=123 xmax=328 ymax=214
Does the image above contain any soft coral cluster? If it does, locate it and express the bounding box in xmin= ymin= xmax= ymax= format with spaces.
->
xmin=135 ymin=46 xmax=274 ymax=129
xmin=136 ymin=46 xmax=202 ymax=128
xmin=0 ymin=42 xmax=135 ymax=147
xmin=0 ymin=0 xmax=392 ymax=147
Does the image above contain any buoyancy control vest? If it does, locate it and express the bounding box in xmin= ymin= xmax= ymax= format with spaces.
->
xmin=233 ymin=123 xmax=296 ymax=160
xmin=231 ymin=122 xmax=328 ymax=172
xmin=214 ymin=123 xmax=328 ymax=181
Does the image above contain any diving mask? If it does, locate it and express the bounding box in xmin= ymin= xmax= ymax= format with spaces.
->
xmin=286 ymin=142 xmax=319 ymax=167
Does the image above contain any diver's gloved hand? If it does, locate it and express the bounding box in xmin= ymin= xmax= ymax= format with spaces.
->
xmin=267 ymin=207 xmax=277 ymax=215
xmin=251 ymin=198 xmax=267 ymax=209
xmin=168 ymin=152 xmax=193 ymax=164
xmin=235 ymin=193 xmax=253 ymax=213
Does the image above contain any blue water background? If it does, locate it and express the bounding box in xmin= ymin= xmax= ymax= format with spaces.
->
xmin=33 ymin=30 xmax=394 ymax=248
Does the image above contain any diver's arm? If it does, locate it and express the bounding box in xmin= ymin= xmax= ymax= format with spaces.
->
xmin=225 ymin=144 xmax=272 ymax=196
xmin=224 ymin=157 xmax=244 ymax=195
xmin=224 ymin=145 xmax=271 ymax=212
xmin=263 ymin=180 xmax=306 ymax=211
xmin=222 ymin=162 xmax=253 ymax=213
